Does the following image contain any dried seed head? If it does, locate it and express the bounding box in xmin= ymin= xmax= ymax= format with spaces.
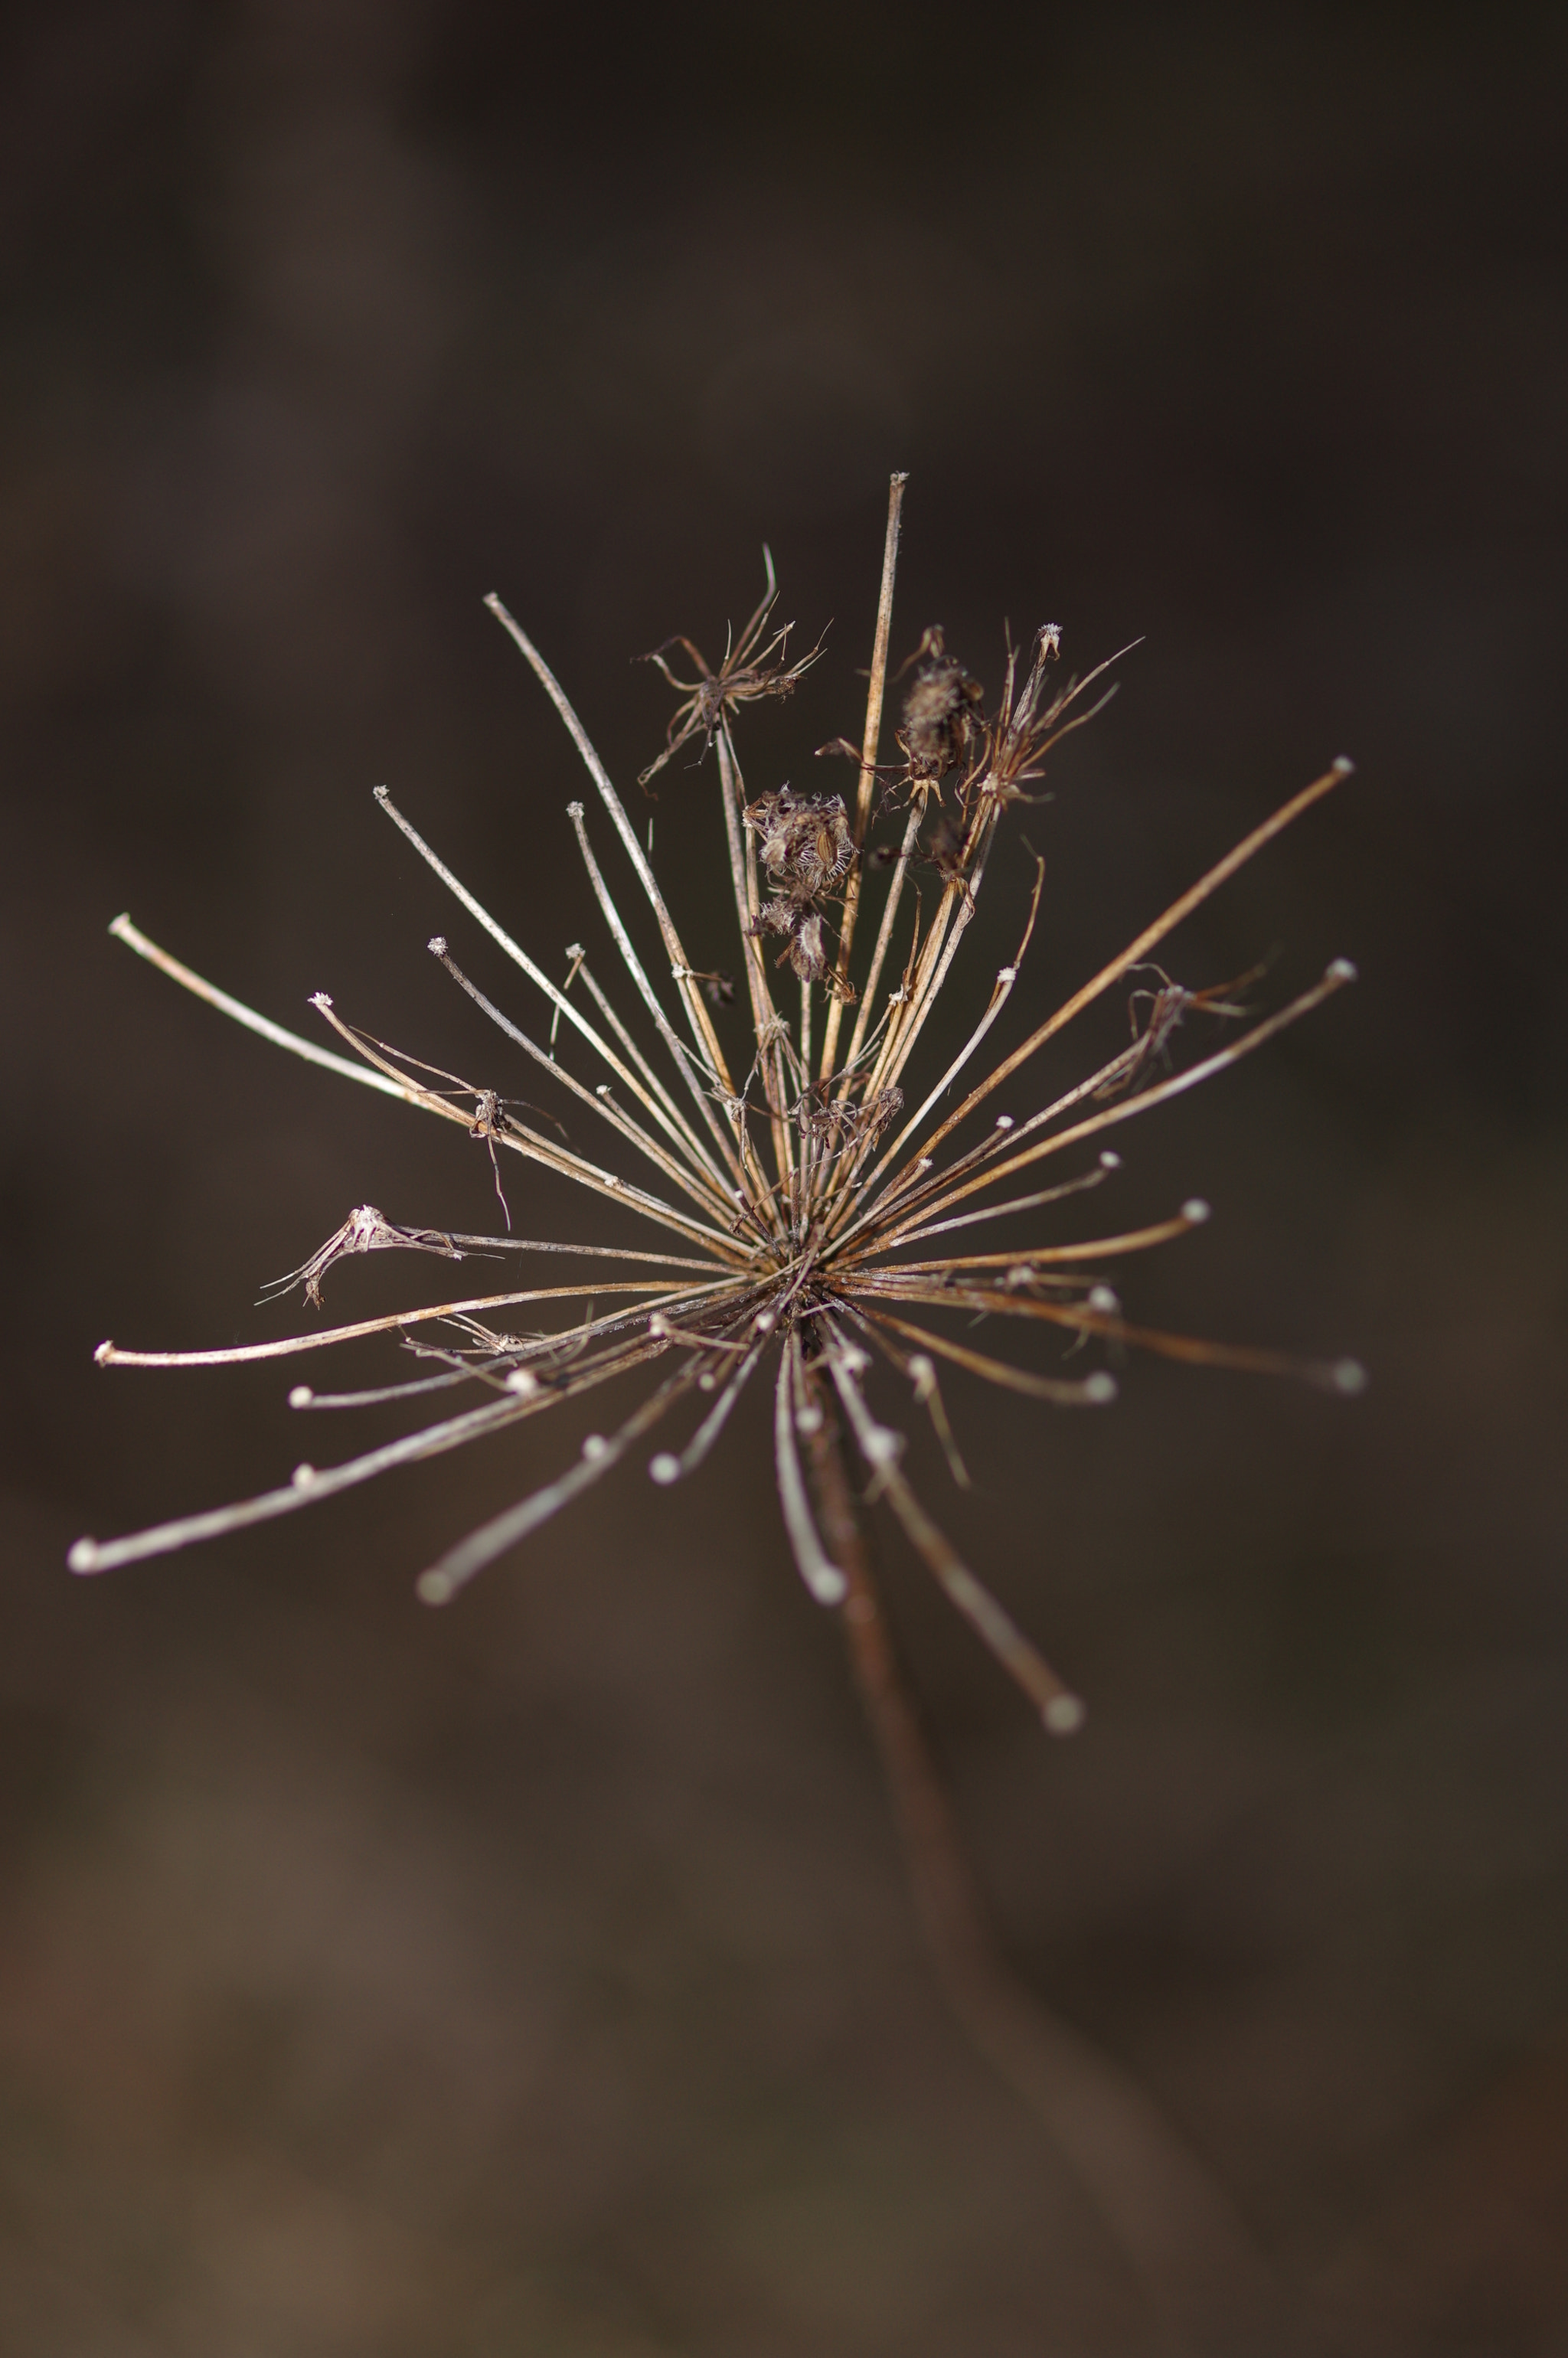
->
xmin=80 ymin=490 xmax=1363 ymax=1764
xmin=898 ymin=627 xmax=985 ymax=785
xmin=743 ymin=787 xmax=854 ymax=897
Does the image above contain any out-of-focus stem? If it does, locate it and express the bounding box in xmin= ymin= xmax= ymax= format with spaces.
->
xmin=802 ymin=1382 xmax=1285 ymax=2357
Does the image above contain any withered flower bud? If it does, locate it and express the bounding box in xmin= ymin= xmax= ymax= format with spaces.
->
xmin=743 ymin=787 xmax=854 ymax=900
xmin=899 ymin=626 xmax=985 ymax=783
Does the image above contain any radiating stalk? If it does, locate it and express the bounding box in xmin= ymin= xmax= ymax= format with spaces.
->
xmin=880 ymin=762 xmax=1354 ymax=1190
xmin=483 ymin=596 xmax=743 ymax=1109
xmin=564 ymin=802 xmax=751 ymax=1193
xmin=802 ymin=1392 xmax=1281 ymax=2353
xmin=715 ymin=722 xmax=792 ymax=1190
xmin=871 ymin=963 xmax=1357 ymax=1249
xmin=109 ymin=916 xmax=417 ymax=1102
xmin=819 ymin=469 xmax=907 ymax=1079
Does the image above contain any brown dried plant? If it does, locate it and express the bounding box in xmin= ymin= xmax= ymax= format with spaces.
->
xmin=635 ymin=545 xmax=826 ymax=788
xmin=74 ymin=476 xmax=1363 ymax=2350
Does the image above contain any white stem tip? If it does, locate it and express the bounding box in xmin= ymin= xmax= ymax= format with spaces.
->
xmin=1082 ymin=1372 xmax=1118 ymax=1404
xmin=1326 ymin=958 xmax=1358 ymax=983
xmin=1181 ymin=1198 xmax=1211 ymax=1223
xmin=93 ymin=1341 xmax=113 ymax=1366
xmin=428 ymin=936 xmax=448 ymax=956
xmin=67 ymin=1538 xmax=99 ymax=1575
xmin=416 ymin=1569 xmax=453 ymax=1606
xmin=1332 ymin=1358 xmax=1368 ymax=1394
xmin=1043 ymin=1693 xmax=1087 ymax=1736
xmin=648 ymin=1452 xmax=681 ymax=1485
xmin=288 ymin=1386 xmax=313 ymax=1409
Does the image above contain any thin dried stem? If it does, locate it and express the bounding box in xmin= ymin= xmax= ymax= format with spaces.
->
xmin=871 ymin=761 xmax=1354 ymax=1207
xmin=805 ymin=1393 xmax=1282 ymax=2352
xmin=312 ymin=989 xmax=749 ymax=1259
xmin=841 ymin=804 xmax=924 ymax=1079
xmin=72 ymin=1337 xmax=669 ymax=1577
xmin=565 ymin=802 xmax=753 ymax=1198
xmin=823 ymin=850 xmax=1042 ymax=1232
xmin=715 ymin=722 xmax=792 ymax=1186
xmin=872 ymin=812 xmax=1001 ymax=1104
xmin=569 ymin=953 xmax=713 ymax=1173
xmin=867 ymin=962 xmax=1357 ymax=1251
xmin=822 ymin=1322 xmax=1085 ymax=1727
xmin=880 ymin=1208 xmax=1211 ymax=1274
xmin=109 ymin=916 xmax=417 ymax=1102
xmin=415 ymin=1361 xmax=700 ymax=1603
xmin=428 ymin=936 xmax=733 ymax=1220
xmin=773 ymin=1333 xmax=848 ymax=1605
xmin=851 ymin=1283 xmax=1365 ymax=1392
xmin=648 ymin=1334 xmax=768 ymax=1485
xmin=483 ymin=595 xmax=742 ymax=1109
xmin=819 ymin=469 xmax=906 ymax=1076
xmin=840 ymin=1297 xmax=1120 ymax=1406
xmin=93 ymin=1276 xmax=735 ymax=1368
xmin=373 ymin=786 xmax=730 ymax=1190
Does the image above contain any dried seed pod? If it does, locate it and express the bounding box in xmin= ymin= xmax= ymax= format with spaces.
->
xmin=743 ymin=787 xmax=854 ymax=900
xmin=898 ymin=627 xmax=985 ymax=786
xmin=636 ymin=551 xmax=827 ymax=789
xmin=259 ymin=1205 xmax=466 ymax=1309
xmin=746 ymin=902 xmax=854 ymax=994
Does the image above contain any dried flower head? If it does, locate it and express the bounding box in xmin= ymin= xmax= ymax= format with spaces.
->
xmin=72 ymin=478 xmax=1363 ymax=1742
xmin=635 ymin=547 xmax=826 ymax=789
xmin=896 ymin=623 xmax=986 ymax=794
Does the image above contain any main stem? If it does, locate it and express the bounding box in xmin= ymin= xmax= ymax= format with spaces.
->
xmin=802 ymin=1379 xmax=1288 ymax=2358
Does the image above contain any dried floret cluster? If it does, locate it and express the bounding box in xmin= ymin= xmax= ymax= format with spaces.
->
xmin=71 ymin=476 xmax=1361 ymax=1738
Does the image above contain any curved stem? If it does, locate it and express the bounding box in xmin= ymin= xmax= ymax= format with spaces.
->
xmin=802 ymin=1382 xmax=1287 ymax=2356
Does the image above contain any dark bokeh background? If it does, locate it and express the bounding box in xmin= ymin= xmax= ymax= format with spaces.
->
xmin=3 ymin=4 xmax=1566 ymax=2351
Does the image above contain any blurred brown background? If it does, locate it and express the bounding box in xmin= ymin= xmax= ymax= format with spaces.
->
xmin=3 ymin=3 xmax=1566 ymax=2351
